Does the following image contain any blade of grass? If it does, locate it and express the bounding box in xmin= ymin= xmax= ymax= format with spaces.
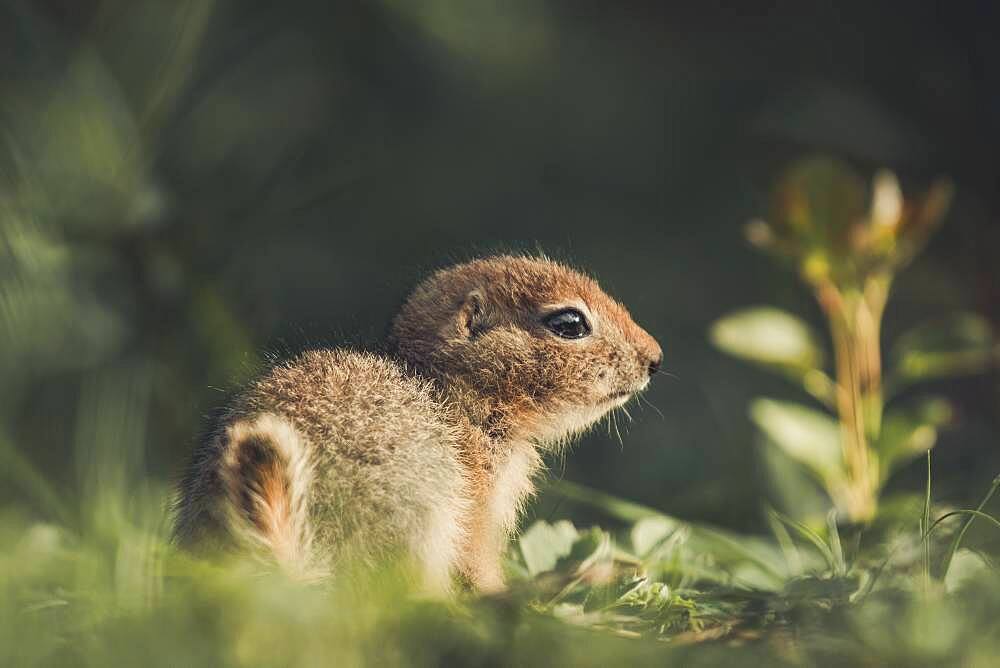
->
xmin=768 ymin=509 xmax=836 ymax=572
xmin=765 ymin=504 xmax=802 ymax=576
xmin=938 ymin=474 xmax=1000 ymax=579
xmin=826 ymin=510 xmax=846 ymax=576
xmin=922 ymin=450 xmax=932 ymax=592
xmin=859 ymin=506 xmax=1000 ymax=600
xmin=926 ymin=510 xmax=1000 ymax=535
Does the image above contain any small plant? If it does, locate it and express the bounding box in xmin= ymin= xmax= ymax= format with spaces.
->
xmin=710 ymin=157 xmax=995 ymax=523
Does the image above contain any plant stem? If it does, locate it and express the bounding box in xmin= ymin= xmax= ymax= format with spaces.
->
xmin=815 ymin=279 xmax=882 ymax=522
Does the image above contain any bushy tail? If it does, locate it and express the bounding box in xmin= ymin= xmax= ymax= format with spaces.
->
xmin=218 ymin=414 xmax=320 ymax=578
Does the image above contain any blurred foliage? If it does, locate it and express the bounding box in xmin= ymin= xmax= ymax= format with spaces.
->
xmin=712 ymin=158 xmax=995 ymax=523
xmin=2 ymin=0 xmax=1000 ymax=664
xmin=2 ymin=395 xmax=999 ymax=665
xmin=746 ymin=158 xmax=954 ymax=287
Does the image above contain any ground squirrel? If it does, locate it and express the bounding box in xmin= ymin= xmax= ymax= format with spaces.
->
xmin=173 ymin=255 xmax=662 ymax=593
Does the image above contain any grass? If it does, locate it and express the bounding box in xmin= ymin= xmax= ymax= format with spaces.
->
xmin=2 ymin=7 xmax=997 ymax=665
xmin=3 ymin=413 xmax=1000 ymax=668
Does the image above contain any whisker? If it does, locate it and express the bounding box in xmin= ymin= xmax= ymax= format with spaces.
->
xmin=656 ymin=368 xmax=680 ymax=380
xmin=637 ymin=393 xmax=665 ymax=420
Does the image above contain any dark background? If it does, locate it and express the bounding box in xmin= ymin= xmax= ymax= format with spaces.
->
xmin=2 ymin=0 xmax=998 ymax=531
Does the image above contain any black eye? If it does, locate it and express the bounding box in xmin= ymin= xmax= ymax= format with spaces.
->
xmin=543 ymin=308 xmax=591 ymax=339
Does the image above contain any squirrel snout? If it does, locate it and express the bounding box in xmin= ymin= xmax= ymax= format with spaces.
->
xmin=647 ymin=354 xmax=662 ymax=377
xmin=637 ymin=337 xmax=663 ymax=378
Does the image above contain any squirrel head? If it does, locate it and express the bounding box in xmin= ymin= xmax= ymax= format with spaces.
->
xmin=389 ymin=256 xmax=662 ymax=448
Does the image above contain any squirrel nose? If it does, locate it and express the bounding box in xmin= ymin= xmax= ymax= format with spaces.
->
xmin=633 ymin=328 xmax=663 ymax=378
xmin=647 ymin=353 xmax=662 ymax=377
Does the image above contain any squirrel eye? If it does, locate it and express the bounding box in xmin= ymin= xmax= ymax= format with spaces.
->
xmin=543 ymin=308 xmax=591 ymax=339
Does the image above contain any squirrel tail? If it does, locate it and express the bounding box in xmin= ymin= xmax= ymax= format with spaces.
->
xmin=218 ymin=413 xmax=319 ymax=578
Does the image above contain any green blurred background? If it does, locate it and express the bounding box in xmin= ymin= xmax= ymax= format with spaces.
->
xmin=2 ymin=0 xmax=997 ymax=533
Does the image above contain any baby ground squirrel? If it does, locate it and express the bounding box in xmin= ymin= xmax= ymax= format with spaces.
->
xmin=173 ymin=255 xmax=662 ymax=592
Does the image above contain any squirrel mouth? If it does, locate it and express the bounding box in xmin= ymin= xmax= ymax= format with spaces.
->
xmin=603 ymin=379 xmax=649 ymax=404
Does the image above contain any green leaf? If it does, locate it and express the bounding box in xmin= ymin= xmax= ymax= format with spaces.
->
xmin=760 ymin=437 xmax=834 ymax=526
xmin=889 ymin=313 xmax=994 ymax=389
xmin=630 ymin=516 xmax=675 ymax=558
xmin=518 ymin=520 xmax=579 ymax=576
xmin=565 ymin=527 xmax=610 ymax=571
xmin=750 ymin=398 xmax=845 ymax=484
xmin=546 ymin=480 xmax=790 ymax=589
xmin=944 ymin=549 xmax=990 ymax=593
xmin=710 ymin=307 xmax=826 ymax=373
xmin=875 ymin=398 xmax=953 ymax=482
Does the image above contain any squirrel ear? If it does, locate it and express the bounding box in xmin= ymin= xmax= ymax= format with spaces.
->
xmin=455 ymin=289 xmax=490 ymax=340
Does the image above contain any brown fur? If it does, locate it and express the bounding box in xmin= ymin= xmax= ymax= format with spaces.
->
xmin=173 ymin=255 xmax=661 ymax=592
